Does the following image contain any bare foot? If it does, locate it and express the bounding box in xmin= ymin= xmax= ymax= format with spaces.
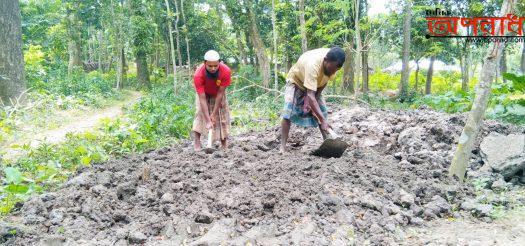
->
xmin=194 ymin=143 xmax=202 ymax=152
xmin=279 ymin=145 xmax=288 ymax=153
xmin=220 ymin=140 xmax=227 ymax=150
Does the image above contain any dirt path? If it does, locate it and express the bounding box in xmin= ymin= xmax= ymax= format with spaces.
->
xmin=28 ymin=91 xmax=142 ymax=146
xmin=3 ymin=90 xmax=142 ymax=159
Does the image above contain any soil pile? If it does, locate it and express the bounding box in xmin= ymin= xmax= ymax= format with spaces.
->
xmin=5 ymin=105 xmax=524 ymax=245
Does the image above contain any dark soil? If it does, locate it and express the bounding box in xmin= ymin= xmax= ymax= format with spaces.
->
xmin=5 ymin=105 xmax=524 ymax=245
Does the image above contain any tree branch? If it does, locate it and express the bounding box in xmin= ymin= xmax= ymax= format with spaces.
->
xmin=232 ymin=75 xmax=283 ymax=95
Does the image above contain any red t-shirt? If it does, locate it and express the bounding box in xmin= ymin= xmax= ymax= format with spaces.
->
xmin=193 ymin=63 xmax=232 ymax=96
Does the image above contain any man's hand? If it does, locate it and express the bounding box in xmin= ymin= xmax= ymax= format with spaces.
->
xmin=210 ymin=112 xmax=218 ymax=127
xmin=205 ymin=119 xmax=213 ymax=130
xmin=303 ymin=96 xmax=311 ymax=114
xmin=320 ymin=119 xmax=330 ymax=131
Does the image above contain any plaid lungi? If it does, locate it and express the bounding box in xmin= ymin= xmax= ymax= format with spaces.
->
xmin=192 ymin=94 xmax=231 ymax=141
xmin=281 ymin=80 xmax=328 ymax=127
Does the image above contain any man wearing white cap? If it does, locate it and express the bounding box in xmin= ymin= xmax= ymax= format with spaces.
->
xmin=192 ymin=50 xmax=232 ymax=151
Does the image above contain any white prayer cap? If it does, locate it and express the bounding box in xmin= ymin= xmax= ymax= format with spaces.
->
xmin=204 ymin=50 xmax=220 ymax=61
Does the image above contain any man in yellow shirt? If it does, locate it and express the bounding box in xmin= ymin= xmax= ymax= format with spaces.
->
xmin=280 ymin=47 xmax=345 ymax=153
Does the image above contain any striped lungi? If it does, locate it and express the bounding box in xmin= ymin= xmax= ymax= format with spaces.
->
xmin=281 ymin=80 xmax=328 ymax=127
xmin=192 ymin=94 xmax=231 ymax=141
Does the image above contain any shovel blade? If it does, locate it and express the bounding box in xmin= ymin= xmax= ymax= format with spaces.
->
xmin=203 ymin=129 xmax=215 ymax=154
xmin=311 ymin=138 xmax=348 ymax=158
xmin=203 ymin=147 xmax=215 ymax=154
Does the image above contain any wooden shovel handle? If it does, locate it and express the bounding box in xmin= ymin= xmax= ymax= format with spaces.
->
xmin=312 ymin=113 xmax=339 ymax=139
xmin=207 ymin=129 xmax=213 ymax=147
xmin=327 ymin=128 xmax=339 ymax=138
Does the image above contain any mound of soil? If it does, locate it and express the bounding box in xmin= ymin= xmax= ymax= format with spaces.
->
xmin=5 ymin=105 xmax=524 ymax=245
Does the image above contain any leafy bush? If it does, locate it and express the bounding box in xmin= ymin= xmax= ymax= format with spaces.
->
xmin=414 ymin=90 xmax=473 ymax=113
xmin=366 ymin=72 xmax=524 ymax=125
xmin=368 ymin=71 xmax=473 ymax=94
xmin=23 ymin=44 xmax=47 ymax=88
xmin=486 ymin=73 xmax=525 ymax=124
xmin=45 ymin=70 xmax=115 ymax=98
xmin=128 ymin=85 xmax=194 ymax=141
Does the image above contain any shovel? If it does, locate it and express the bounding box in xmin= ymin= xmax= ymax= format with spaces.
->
xmin=311 ymin=115 xmax=348 ymax=158
xmin=203 ymin=128 xmax=216 ymax=154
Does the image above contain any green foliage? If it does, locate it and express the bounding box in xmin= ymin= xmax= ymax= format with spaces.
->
xmin=24 ymin=63 xmax=120 ymax=108
xmin=131 ymin=15 xmax=156 ymax=55
xmin=366 ymin=71 xmax=525 ymax=125
xmin=228 ymin=65 xmax=283 ymax=132
xmin=363 ymin=93 xmax=423 ymax=111
xmin=229 ymin=93 xmax=282 ymax=133
xmin=47 ymin=70 xmax=115 ymax=98
xmin=368 ymin=71 xmax=469 ymax=95
xmin=23 ymin=45 xmax=47 ymax=87
xmin=502 ymin=73 xmax=525 ymax=92
xmin=128 ymin=85 xmax=194 ymax=141
xmin=486 ymin=73 xmax=525 ymax=124
xmin=415 ymin=91 xmax=473 ymax=113
xmin=306 ymin=1 xmax=349 ymax=46
xmin=368 ymin=72 xmax=399 ymax=92
xmin=0 ymin=84 xmax=193 ymax=215
xmin=4 ymin=167 xmax=24 ymax=185
xmin=184 ymin=7 xmax=229 ymax=64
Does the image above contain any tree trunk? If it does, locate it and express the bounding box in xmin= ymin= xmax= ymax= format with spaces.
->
xmin=354 ymin=0 xmax=362 ymax=96
xmin=180 ymin=0 xmax=191 ymax=72
xmin=299 ymin=0 xmax=307 ymax=52
xmin=245 ymin=31 xmax=255 ymax=65
xmin=153 ymin=29 xmax=160 ymax=70
xmin=68 ymin=40 xmax=82 ymax=75
xmin=246 ymin=0 xmax=271 ymax=87
xmin=98 ymin=30 xmax=103 ymax=72
xmin=0 ymin=0 xmax=26 ymax=105
xmin=342 ymin=42 xmax=355 ymax=93
xmin=87 ymin=28 xmax=91 ymax=63
xmin=111 ymin=0 xmax=123 ymax=87
xmin=116 ymin=47 xmax=126 ymax=89
xmin=116 ymin=47 xmax=122 ymax=89
xmin=399 ymin=0 xmax=412 ymax=99
xmin=500 ymin=44 xmax=507 ymax=82
xmin=117 ymin=47 xmax=127 ymax=89
xmin=414 ymin=59 xmax=420 ymax=93
xmin=131 ymin=0 xmax=149 ymax=88
xmin=521 ymin=42 xmax=525 ymax=74
xmin=165 ymin=42 xmax=170 ymax=77
xmin=67 ymin=13 xmax=82 ymax=75
xmin=136 ymin=51 xmax=150 ymax=89
xmin=426 ymin=56 xmax=435 ymax=95
xmin=165 ymin=0 xmax=177 ymax=91
xmin=66 ymin=5 xmax=82 ymax=76
xmin=362 ymin=49 xmax=369 ymax=93
xmin=103 ymin=28 xmax=110 ymax=72
xmin=272 ymin=0 xmax=278 ymax=92
xmin=449 ymin=0 xmax=514 ymax=181
xmin=224 ymin=1 xmax=246 ymax=66
xmin=173 ymin=0 xmax=183 ymax=67
xmin=460 ymin=53 xmax=470 ymax=91
xmin=286 ymin=56 xmax=292 ymax=72
xmin=155 ymin=48 xmax=160 ymax=69
xmin=236 ymin=29 xmax=247 ymax=65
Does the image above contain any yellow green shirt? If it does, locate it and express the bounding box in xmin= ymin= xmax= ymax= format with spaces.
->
xmin=286 ymin=48 xmax=336 ymax=91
